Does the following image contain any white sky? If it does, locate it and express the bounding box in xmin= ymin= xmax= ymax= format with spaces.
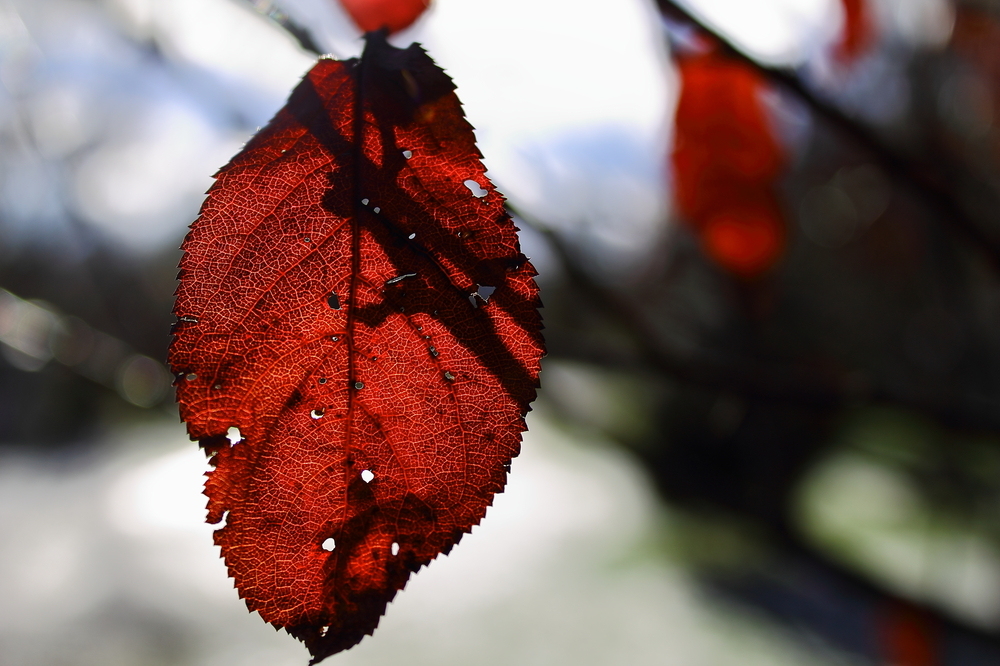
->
xmin=677 ymin=0 xmax=839 ymax=63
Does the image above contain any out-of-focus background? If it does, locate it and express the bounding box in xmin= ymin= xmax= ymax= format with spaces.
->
xmin=3 ymin=0 xmax=1000 ymax=664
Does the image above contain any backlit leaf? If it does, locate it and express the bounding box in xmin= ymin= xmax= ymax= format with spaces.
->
xmin=169 ymin=32 xmax=543 ymax=663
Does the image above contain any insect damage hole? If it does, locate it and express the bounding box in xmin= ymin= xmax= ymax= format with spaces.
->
xmin=360 ymin=469 xmax=375 ymax=483
xmin=469 ymin=284 xmax=497 ymax=307
xmin=310 ymin=409 xmax=324 ymax=419
xmin=226 ymin=426 xmax=242 ymax=445
xmin=321 ymin=537 xmax=336 ymax=551
xmin=464 ymin=179 xmax=487 ymax=198
xmin=402 ymin=150 xmax=412 ymax=159
xmin=327 ymin=292 xmax=341 ymax=310
xmin=391 ymin=542 xmax=400 ymax=556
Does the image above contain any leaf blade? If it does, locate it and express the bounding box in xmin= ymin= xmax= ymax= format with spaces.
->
xmin=170 ymin=34 xmax=543 ymax=663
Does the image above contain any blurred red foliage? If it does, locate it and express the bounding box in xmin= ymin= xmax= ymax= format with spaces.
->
xmin=878 ymin=602 xmax=938 ymax=666
xmin=672 ymin=48 xmax=786 ymax=277
xmin=950 ymin=6 xmax=1000 ymax=160
xmin=338 ymin=0 xmax=430 ymax=33
xmin=834 ymin=0 xmax=874 ymax=64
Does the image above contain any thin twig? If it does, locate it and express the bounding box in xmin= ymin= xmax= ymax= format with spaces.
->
xmin=654 ymin=0 xmax=1000 ymax=270
xmin=240 ymin=0 xmax=323 ymax=56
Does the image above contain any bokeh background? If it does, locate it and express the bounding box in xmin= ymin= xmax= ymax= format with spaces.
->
xmin=2 ymin=0 xmax=1000 ymax=664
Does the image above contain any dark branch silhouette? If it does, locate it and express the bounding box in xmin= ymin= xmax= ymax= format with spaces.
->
xmin=509 ymin=201 xmax=1000 ymax=431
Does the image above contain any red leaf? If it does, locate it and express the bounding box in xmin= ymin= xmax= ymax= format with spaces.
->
xmin=672 ymin=50 xmax=786 ymax=277
xmin=338 ymin=0 xmax=430 ymax=34
xmin=701 ymin=194 xmax=785 ymax=276
xmin=878 ymin=601 xmax=939 ymax=666
xmin=169 ymin=33 xmax=543 ymax=663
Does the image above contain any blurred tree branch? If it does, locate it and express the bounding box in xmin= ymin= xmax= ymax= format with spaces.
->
xmin=509 ymin=203 xmax=1000 ymax=433
xmin=654 ymin=0 xmax=1000 ymax=271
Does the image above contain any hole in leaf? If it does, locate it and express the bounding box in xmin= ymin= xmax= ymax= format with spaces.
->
xmin=408 ymin=232 xmax=416 ymax=240
xmin=318 ymin=377 xmax=327 ymax=384
xmin=353 ymin=381 xmax=365 ymax=390
xmin=469 ymin=284 xmax=496 ymax=308
xmin=373 ymin=206 xmax=381 ymax=213
xmin=402 ymin=150 xmax=412 ymax=159
xmin=361 ymin=198 xmax=369 ymax=205
xmin=361 ymin=469 xmax=374 ymax=483
xmin=464 ymin=179 xmax=487 ymax=198
xmin=331 ymin=336 xmax=339 ymax=342
xmin=391 ymin=542 xmax=400 ymax=556
xmin=226 ymin=427 xmax=242 ymax=445
xmin=310 ymin=409 xmax=324 ymax=419
xmin=327 ymin=292 xmax=341 ymax=310
xmin=321 ymin=537 xmax=336 ymax=551
xmin=443 ymin=371 xmax=455 ymax=381
xmin=186 ymin=373 xmax=197 ymax=381
xmin=429 ymin=346 xmax=439 ymax=358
